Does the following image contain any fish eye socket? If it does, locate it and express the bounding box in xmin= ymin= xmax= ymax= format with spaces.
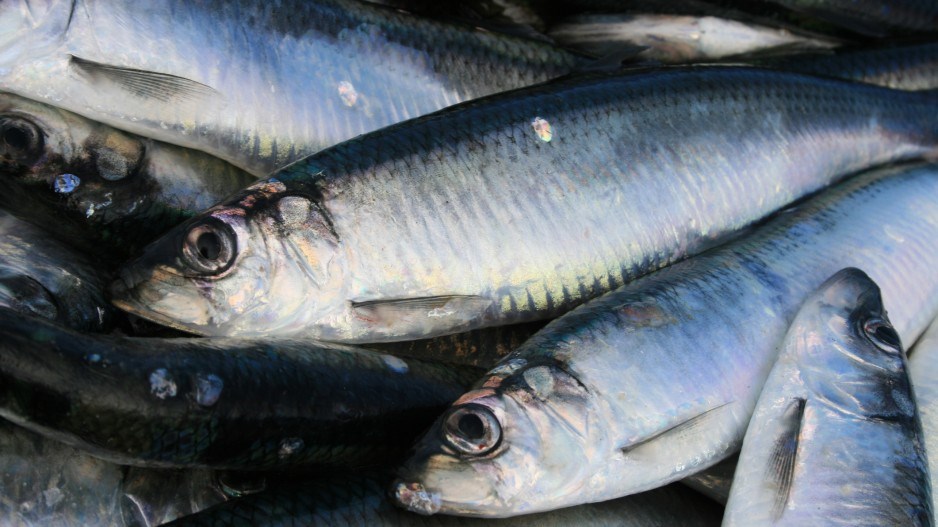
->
xmin=181 ymin=220 xmax=236 ymax=275
xmin=0 ymin=117 xmax=43 ymax=163
xmin=862 ymin=317 xmax=901 ymax=353
xmin=441 ymin=405 xmax=501 ymax=456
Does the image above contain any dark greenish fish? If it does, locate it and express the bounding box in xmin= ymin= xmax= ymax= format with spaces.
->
xmin=0 ymin=310 xmax=481 ymax=469
xmin=724 ymin=269 xmax=932 ymax=525
xmin=0 ymin=0 xmax=584 ymax=175
xmin=393 ymin=163 xmax=938 ymax=517
xmin=0 ymin=209 xmax=111 ymax=331
xmin=762 ymin=0 xmax=938 ymax=36
xmin=162 ymin=471 xmax=723 ymax=526
xmin=115 ymin=66 xmax=938 ymax=343
xmin=0 ymin=92 xmax=256 ymax=261
xmin=765 ymin=42 xmax=938 ymax=90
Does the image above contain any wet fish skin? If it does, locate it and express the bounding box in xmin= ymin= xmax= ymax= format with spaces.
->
xmin=0 ymin=210 xmax=111 ymax=332
xmin=763 ymin=0 xmax=938 ymax=36
xmin=765 ymin=42 xmax=938 ymax=91
xmin=0 ymin=310 xmax=482 ymax=469
xmin=548 ymin=13 xmax=840 ymax=63
xmin=393 ymin=164 xmax=938 ymax=517
xmin=162 ymin=471 xmax=723 ymax=526
xmin=114 ymin=66 xmax=938 ymax=343
xmin=0 ymin=92 xmax=256 ymax=261
xmin=724 ymin=269 xmax=932 ymax=525
xmin=680 ymin=455 xmax=736 ymax=505
xmin=910 ymin=316 xmax=938 ymax=515
xmin=0 ymin=0 xmax=583 ymax=175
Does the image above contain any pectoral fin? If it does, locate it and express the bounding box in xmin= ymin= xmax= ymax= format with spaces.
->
xmin=351 ymin=295 xmax=493 ymax=330
xmin=69 ymin=56 xmax=219 ymax=104
xmin=765 ymin=397 xmax=806 ymax=521
xmin=621 ymin=401 xmax=734 ymax=455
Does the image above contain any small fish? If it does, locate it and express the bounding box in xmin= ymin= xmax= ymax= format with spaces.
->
xmin=0 ymin=0 xmax=583 ymax=175
xmin=723 ymin=269 xmax=932 ymax=525
xmin=0 ymin=92 xmax=256 ymax=261
xmin=763 ymin=0 xmax=938 ymax=36
xmin=0 ymin=310 xmax=481 ymax=469
xmin=161 ymin=470 xmax=723 ymax=526
xmin=680 ymin=455 xmax=737 ymax=505
xmin=0 ymin=209 xmax=111 ymax=331
xmin=392 ymin=163 xmax=938 ymax=517
xmin=114 ymin=67 xmax=938 ymax=343
xmin=909 ymin=316 xmax=938 ymax=515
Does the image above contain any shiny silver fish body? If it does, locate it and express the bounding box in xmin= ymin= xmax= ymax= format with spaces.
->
xmin=724 ymin=269 xmax=932 ymax=526
xmin=114 ymin=67 xmax=938 ymax=343
xmin=910 ymin=316 xmax=938 ymax=516
xmin=548 ymin=13 xmax=840 ymax=63
xmin=0 ymin=91 xmax=256 ymax=259
xmin=0 ymin=209 xmax=110 ymax=331
xmin=393 ymin=163 xmax=938 ymax=517
xmin=0 ymin=0 xmax=582 ymax=175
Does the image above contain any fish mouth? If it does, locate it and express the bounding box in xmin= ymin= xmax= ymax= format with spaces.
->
xmin=109 ymin=262 xmax=215 ymax=335
xmin=391 ymin=480 xmax=442 ymax=515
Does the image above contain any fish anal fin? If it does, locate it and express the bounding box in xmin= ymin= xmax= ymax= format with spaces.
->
xmin=621 ymin=401 xmax=734 ymax=455
xmin=766 ymin=397 xmax=806 ymax=521
xmin=69 ymin=55 xmax=220 ymax=104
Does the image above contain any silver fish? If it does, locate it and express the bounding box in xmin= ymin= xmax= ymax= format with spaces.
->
xmin=724 ymin=268 xmax=932 ymax=526
xmin=548 ymin=13 xmax=840 ymax=63
xmin=0 ymin=209 xmax=111 ymax=331
xmin=910 ymin=316 xmax=938 ymax=516
xmin=113 ymin=66 xmax=938 ymax=343
xmin=0 ymin=0 xmax=582 ymax=175
xmin=392 ymin=163 xmax=938 ymax=517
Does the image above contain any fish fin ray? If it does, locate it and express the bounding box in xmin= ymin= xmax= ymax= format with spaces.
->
xmin=766 ymin=397 xmax=806 ymax=521
xmin=351 ymin=295 xmax=493 ymax=326
xmin=69 ymin=55 xmax=219 ymax=104
xmin=621 ymin=401 xmax=734 ymax=454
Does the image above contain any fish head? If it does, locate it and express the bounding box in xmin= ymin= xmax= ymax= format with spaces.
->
xmin=394 ymin=359 xmax=597 ymax=517
xmin=112 ymin=179 xmax=345 ymax=337
xmin=793 ymin=267 xmax=909 ymax=418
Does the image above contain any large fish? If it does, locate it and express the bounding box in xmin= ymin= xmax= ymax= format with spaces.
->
xmin=162 ymin=471 xmax=723 ymax=526
xmin=392 ymin=163 xmax=938 ymax=517
xmin=0 ymin=0 xmax=583 ymax=175
xmin=0 ymin=92 xmax=256 ymax=260
xmin=0 ymin=209 xmax=111 ymax=331
xmin=0 ymin=310 xmax=481 ymax=469
xmin=724 ymin=268 xmax=932 ymax=525
xmin=114 ymin=66 xmax=938 ymax=343
xmin=910 ymin=316 xmax=938 ymax=516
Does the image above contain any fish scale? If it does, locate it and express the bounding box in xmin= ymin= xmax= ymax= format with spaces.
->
xmin=395 ymin=163 xmax=938 ymax=517
xmin=116 ymin=66 xmax=938 ymax=342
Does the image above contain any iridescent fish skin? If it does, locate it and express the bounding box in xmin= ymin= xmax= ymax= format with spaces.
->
xmin=0 ymin=310 xmax=481 ymax=469
xmin=0 ymin=210 xmax=111 ymax=331
xmin=393 ymin=164 xmax=938 ymax=517
xmin=0 ymin=92 xmax=255 ymax=260
xmin=161 ymin=471 xmax=722 ymax=527
xmin=766 ymin=42 xmax=938 ymax=91
xmin=0 ymin=0 xmax=583 ymax=175
xmin=724 ymin=269 xmax=932 ymax=526
xmin=115 ymin=67 xmax=938 ymax=343
xmin=548 ymin=13 xmax=840 ymax=63
xmin=910 ymin=316 xmax=938 ymax=515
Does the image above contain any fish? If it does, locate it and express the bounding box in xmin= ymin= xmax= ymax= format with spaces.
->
xmin=113 ymin=66 xmax=938 ymax=343
xmin=723 ymin=268 xmax=932 ymax=525
xmin=0 ymin=91 xmax=257 ymax=261
xmin=161 ymin=470 xmax=723 ymax=526
xmin=0 ymin=310 xmax=482 ymax=469
xmin=392 ymin=163 xmax=938 ymax=517
xmin=764 ymin=42 xmax=938 ymax=91
xmin=0 ymin=209 xmax=111 ymax=332
xmin=548 ymin=13 xmax=841 ymax=63
xmin=909 ymin=315 xmax=938 ymax=515
xmin=761 ymin=0 xmax=938 ymax=37
xmin=0 ymin=0 xmax=584 ymax=175
xmin=679 ymin=455 xmax=736 ymax=505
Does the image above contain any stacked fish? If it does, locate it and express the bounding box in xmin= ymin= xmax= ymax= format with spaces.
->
xmin=1 ymin=0 xmax=937 ymax=525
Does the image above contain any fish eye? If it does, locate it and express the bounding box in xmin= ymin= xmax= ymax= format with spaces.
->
xmin=0 ymin=116 xmax=43 ymax=164
xmin=862 ymin=317 xmax=902 ymax=353
xmin=181 ymin=220 xmax=236 ymax=275
xmin=441 ymin=404 xmax=501 ymax=456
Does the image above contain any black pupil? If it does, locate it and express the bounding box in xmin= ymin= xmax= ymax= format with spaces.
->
xmin=873 ymin=324 xmax=901 ymax=349
xmin=2 ymin=125 xmax=29 ymax=151
xmin=196 ymin=231 xmax=222 ymax=261
xmin=458 ymin=413 xmax=485 ymax=440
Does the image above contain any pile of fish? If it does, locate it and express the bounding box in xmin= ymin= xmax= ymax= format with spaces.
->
xmin=1 ymin=0 xmax=937 ymax=525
